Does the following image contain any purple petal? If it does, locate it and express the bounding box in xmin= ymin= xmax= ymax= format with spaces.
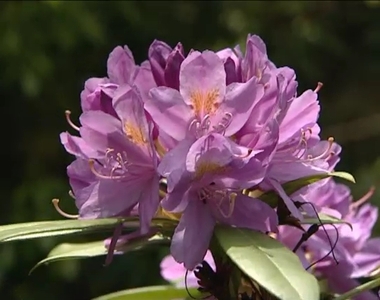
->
xmin=324 ymin=267 xmax=379 ymax=300
xmin=148 ymin=40 xmax=173 ymax=86
xmin=68 ymin=159 xmax=142 ymax=218
xmin=186 ymin=134 xmax=235 ymax=175
xmin=215 ymin=194 xmax=278 ymax=233
xmin=112 ymin=86 xmax=152 ymax=153
xmin=161 ymin=185 xmax=191 ymax=213
xmin=216 ymin=76 xmax=264 ymax=136
xmin=170 ymin=199 xmax=215 ymax=270
xmin=164 ymin=43 xmax=185 ymax=90
xmin=60 ymin=132 xmax=100 ymax=159
xmin=160 ymin=250 xmax=215 ymax=288
xmin=79 ymin=111 xmax=145 ymax=162
xmin=133 ymin=62 xmax=157 ymax=103
xmin=107 ymin=45 xmax=137 ymax=85
xmin=146 ymin=87 xmax=193 ymax=141
xmin=279 ymin=89 xmax=320 ymax=145
xmin=267 ymin=178 xmax=303 ymax=219
xmin=236 ymin=74 xmax=281 ymax=138
xmin=352 ymin=238 xmax=380 ymax=278
xmin=217 ymin=48 xmax=240 ymax=84
xmin=138 ymin=176 xmax=160 ymax=234
xmin=179 ymin=51 xmax=226 ymax=118
xmin=158 ymin=138 xmax=193 ymax=190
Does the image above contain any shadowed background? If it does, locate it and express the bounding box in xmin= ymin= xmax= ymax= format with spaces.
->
xmin=0 ymin=1 xmax=380 ymax=299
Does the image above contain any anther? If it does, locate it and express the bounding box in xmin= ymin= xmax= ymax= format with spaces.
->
xmin=314 ymin=82 xmax=323 ymax=93
xmin=65 ymin=110 xmax=80 ymax=131
xmin=52 ymin=198 xmax=79 ymax=219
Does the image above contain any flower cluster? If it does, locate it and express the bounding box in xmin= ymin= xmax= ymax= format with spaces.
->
xmin=278 ymin=180 xmax=380 ymax=299
xmin=159 ymin=181 xmax=380 ymax=299
xmin=59 ymin=34 xmax=379 ymax=298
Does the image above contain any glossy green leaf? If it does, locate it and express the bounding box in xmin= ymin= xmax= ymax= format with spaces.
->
xmin=92 ymin=285 xmax=201 ymax=300
xmin=333 ymin=277 xmax=380 ymax=300
xmin=301 ymin=213 xmax=353 ymax=229
xmin=0 ymin=218 xmax=177 ymax=243
xmin=259 ymin=171 xmax=355 ymax=207
xmin=214 ymin=226 xmax=319 ymax=300
xmin=30 ymin=234 xmax=170 ymax=273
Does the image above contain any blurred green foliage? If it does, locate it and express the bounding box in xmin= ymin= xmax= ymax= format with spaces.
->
xmin=0 ymin=1 xmax=380 ymax=299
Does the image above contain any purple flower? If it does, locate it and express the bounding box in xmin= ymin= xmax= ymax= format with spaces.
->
xmin=80 ymin=45 xmax=156 ymax=117
xmin=148 ymin=40 xmax=185 ymax=89
xmin=232 ymin=35 xmax=329 ymax=219
xmin=160 ymin=250 xmax=215 ymax=288
xmin=145 ymin=50 xmax=264 ymax=142
xmin=278 ymin=179 xmax=380 ymax=299
xmin=159 ymin=133 xmax=278 ymax=269
xmin=62 ymin=87 xmax=160 ymax=234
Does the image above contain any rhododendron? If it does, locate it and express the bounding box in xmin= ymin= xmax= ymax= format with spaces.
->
xmin=62 ymin=87 xmax=160 ymax=234
xmin=145 ymin=50 xmax=264 ymax=141
xmin=159 ymin=133 xmax=278 ymax=269
xmin=39 ymin=32 xmax=379 ymax=300
xmin=278 ymin=178 xmax=380 ymax=299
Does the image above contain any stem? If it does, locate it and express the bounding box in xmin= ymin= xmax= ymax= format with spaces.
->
xmin=333 ymin=277 xmax=380 ymax=300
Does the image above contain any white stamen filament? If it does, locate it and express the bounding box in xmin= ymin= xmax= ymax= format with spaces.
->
xmin=89 ymin=159 xmax=125 ymax=180
xmin=350 ymin=186 xmax=376 ymax=211
xmin=68 ymin=190 xmax=76 ymax=199
xmin=303 ymin=137 xmax=334 ymax=162
xmin=200 ymin=186 xmax=237 ymax=219
xmin=52 ymin=198 xmax=79 ymax=219
xmin=65 ymin=110 xmax=80 ymax=131
xmin=314 ymin=82 xmax=323 ymax=93
xmin=212 ymin=112 xmax=233 ymax=135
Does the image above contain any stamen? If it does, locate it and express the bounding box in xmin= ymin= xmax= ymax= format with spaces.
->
xmin=89 ymin=159 xmax=125 ymax=180
xmin=200 ymin=114 xmax=211 ymax=132
xmin=188 ymin=119 xmax=201 ymax=136
xmin=65 ymin=110 xmax=80 ymax=131
xmin=314 ymin=82 xmax=323 ymax=93
xmin=350 ymin=186 xmax=375 ymax=211
xmin=52 ymin=198 xmax=79 ymax=219
xmin=304 ymin=137 xmax=334 ymax=162
xmin=68 ymin=190 xmax=76 ymax=199
xmin=212 ymin=112 xmax=233 ymax=135
xmin=216 ymin=191 xmax=236 ymax=218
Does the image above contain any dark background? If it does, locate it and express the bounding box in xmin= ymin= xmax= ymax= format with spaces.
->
xmin=1 ymin=1 xmax=380 ymax=299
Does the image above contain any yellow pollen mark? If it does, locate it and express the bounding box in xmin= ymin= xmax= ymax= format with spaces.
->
xmin=155 ymin=206 xmax=182 ymax=221
xmin=154 ymin=139 xmax=167 ymax=158
xmin=190 ymin=89 xmax=219 ymax=116
xmin=124 ymin=122 xmax=146 ymax=145
xmin=195 ymin=161 xmax=225 ymax=179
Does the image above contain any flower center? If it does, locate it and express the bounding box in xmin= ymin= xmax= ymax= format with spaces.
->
xmin=198 ymin=184 xmax=238 ymax=218
xmin=195 ymin=161 xmax=225 ymax=180
xmin=190 ymin=89 xmax=220 ymax=118
xmin=188 ymin=112 xmax=233 ymax=138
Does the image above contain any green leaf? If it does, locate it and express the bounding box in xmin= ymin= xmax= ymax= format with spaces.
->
xmin=333 ymin=277 xmax=380 ymax=300
xmin=92 ymin=285 xmax=201 ymax=300
xmin=30 ymin=233 xmax=170 ymax=273
xmin=259 ymin=171 xmax=355 ymax=207
xmin=214 ymin=226 xmax=319 ymax=300
xmin=0 ymin=218 xmax=177 ymax=243
xmin=301 ymin=213 xmax=353 ymax=229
